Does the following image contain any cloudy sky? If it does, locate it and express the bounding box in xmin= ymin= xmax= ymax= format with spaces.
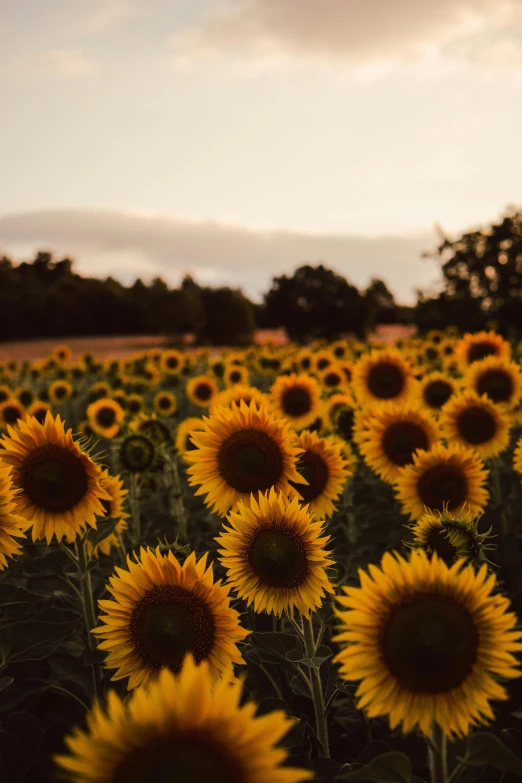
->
xmin=1 ymin=0 xmax=521 ymax=302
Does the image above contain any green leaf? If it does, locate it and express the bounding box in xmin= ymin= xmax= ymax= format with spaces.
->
xmin=460 ymin=732 xmax=522 ymax=775
xmin=0 ymin=677 xmax=13 ymax=692
xmin=250 ymin=632 xmax=301 ymax=664
xmin=85 ymin=518 xmax=120 ymax=550
xmin=312 ymin=645 xmax=333 ymax=666
xmin=338 ymin=752 xmax=411 ymax=783
xmin=286 ymin=650 xmax=307 ymax=663
xmin=0 ymin=621 xmax=77 ymax=668
xmin=0 ymin=585 xmax=49 ymax=606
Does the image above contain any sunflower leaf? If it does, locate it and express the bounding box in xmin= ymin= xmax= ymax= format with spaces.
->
xmin=250 ymin=632 xmax=302 ymax=664
xmin=460 ymin=732 xmax=522 ymax=775
xmin=0 ymin=621 xmax=77 ymax=668
xmin=337 ymin=751 xmax=411 ymax=782
xmin=84 ymin=518 xmax=120 ymax=550
xmin=0 ymin=584 xmax=49 ymax=606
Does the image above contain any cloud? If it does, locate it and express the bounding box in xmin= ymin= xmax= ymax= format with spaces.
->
xmin=42 ymin=49 xmax=98 ymax=77
xmin=0 ymin=208 xmax=440 ymax=303
xmin=172 ymin=0 xmax=522 ymax=68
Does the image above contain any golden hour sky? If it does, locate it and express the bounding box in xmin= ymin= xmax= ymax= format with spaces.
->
xmin=1 ymin=0 xmax=521 ymax=301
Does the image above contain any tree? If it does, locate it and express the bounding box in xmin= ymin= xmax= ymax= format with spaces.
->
xmin=365 ymin=278 xmax=397 ymax=325
xmin=263 ymin=264 xmax=370 ymax=342
xmin=196 ymin=287 xmax=255 ymax=346
xmin=415 ymin=209 xmax=522 ymax=335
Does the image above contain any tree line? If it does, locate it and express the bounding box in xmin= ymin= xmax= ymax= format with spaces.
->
xmin=1 ymin=206 xmax=520 ymax=344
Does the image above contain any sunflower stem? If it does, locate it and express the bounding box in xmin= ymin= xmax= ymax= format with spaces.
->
xmin=302 ymin=614 xmax=330 ymax=758
xmin=166 ymin=452 xmax=188 ymax=542
xmin=428 ymin=724 xmax=448 ymax=783
xmin=75 ymin=536 xmax=103 ymax=702
xmin=346 ymin=482 xmax=357 ymax=544
xmin=128 ymin=473 xmax=141 ymax=545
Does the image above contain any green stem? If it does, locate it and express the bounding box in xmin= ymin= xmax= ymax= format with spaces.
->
xmin=302 ymin=615 xmax=330 ymax=758
xmin=492 ymin=461 xmax=508 ymax=539
xmin=428 ymin=725 xmax=448 ymax=783
xmin=167 ymin=453 xmax=188 ymax=542
xmin=346 ymin=483 xmax=357 ymax=545
xmin=128 ymin=473 xmax=141 ymax=546
xmin=75 ymin=537 xmax=102 ymax=702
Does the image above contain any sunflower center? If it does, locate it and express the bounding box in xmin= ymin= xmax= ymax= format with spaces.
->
xmin=381 ymin=421 xmax=429 ymax=467
xmin=324 ymin=371 xmax=342 ymax=388
xmin=292 ymin=449 xmax=329 ymax=502
xmin=20 ymin=444 xmax=88 ymax=512
xmin=54 ymin=385 xmax=67 ymax=400
xmin=247 ymin=524 xmax=308 ymax=587
xmin=120 ymin=435 xmax=155 ymax=472
xmin=367 ymin=362 xmax=405 ymax=400
xmin=158 ymin=395 xmax=171 ymax=410
xmin=281 ymin=387 xmax=312 ymax=417
xmin=166 ymin=357 xmax=179 ymax=369
xmin=112 ymin=735 xmax=244 ymax=783
xmin=456 ymin=405 xmax=496 ymax=444
xmin=194 ymin=383 xmax=212 ymax=401
xmin=468 ymin=342 xmax=497 ymax=363
xmin=128 ymin=399 xmax=142 ymax=415
xmin=218 ymin=428 xmax=283 ymax=493
xmin=477 ymin=369 xmax=514 ymax=403
xmin=2 ymin=405 xmax=23 ymax=424
xmin=19 ymin=390 xmax=33 ymax=407
xmin=229 ymin=371 xmax=242 ymax=384
xmin=381 ymin=595 xmax=478 ymax=693
xmin=423 ymin=380 xmax=452 ymax=409
xmin=425 ymin=528 xmax=457 ymax=563
xmin=96 ymin=407 xmax=116 ymax=428
xmin=316 ymin=357 xmax=330 ymax=370
xmin=131 ymin=585 xmax=215 ymax=672
xmin=336 ymin=407 xmax=354 ymax=441
xmin=417 ymin=464 xmax=468 ymax=512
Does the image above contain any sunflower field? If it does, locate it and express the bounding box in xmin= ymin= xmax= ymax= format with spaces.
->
xmin=0 ymin=331 xmax=522 ymax=782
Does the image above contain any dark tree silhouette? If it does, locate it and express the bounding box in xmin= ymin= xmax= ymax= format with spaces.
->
xmin=415 ymin=208 xmax=522 ymax=335
xmin=263 ymin=264 xmax=370 ymax=341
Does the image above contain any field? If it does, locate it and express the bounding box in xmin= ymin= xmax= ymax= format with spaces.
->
xmin=0 ymin=331 xmax=521 ymax=783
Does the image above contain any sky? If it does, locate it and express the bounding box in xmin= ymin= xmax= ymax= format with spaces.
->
xmin=1 ymin=0 xmax=522 ymax=303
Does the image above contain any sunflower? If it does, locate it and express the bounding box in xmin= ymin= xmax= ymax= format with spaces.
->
xmin=455 ymin=330 xmax=511 ymax=367
xmin=210 ymin=359 xmax=226 ymax=378
xmin=269 ymin=373 xmax=323 ymax=431
xmin=319 ymin=364 xmax=346 ymax=391
xmin=334 ymin=549 xmax=522 ymax=737
xmin=186 ymin=375 xmax=219 ymax=408
xmin=296 ymin=349 xmax=313 ymax=372
xmin=0 ymin=412 xmax=110 ymax=543
xmin=0 ymin=399 xmax=25 ymax=428
xmin=331 ymin=340 xmax=350 ymax=360
xmin=175 ymin=417 xmax=206 ymax=463
xmin=153 ymin=390 xmax=177 ymax=417
xmin=394 ymin=443 xmax=489 ymax=521
xmin=464 ymin=356 xmax=522 ymax=409
xmin=92 ymin=547 xmax=249 ymax=689
xmin=312 ymin=349 xmax=334 ymax=374
xmin=325 ymin=393 xmax=354 ymax=430
xmin=87 ymin=381 xmax=112 ymax=403
xmin=27 ymin=400 xmax=51 ymax=425
xmin=210 ymin=385 xmax=268 ymax=415
xmin=224 ymin=364 xmax=249 ymax=386
xmin=87 ymin=470 xmax=129 ymax=558
xmin=126 ymin=393 xmax=144 ymax=417
xmin=0 ymin=385 xmax=11 ymax=404
xmin=352 ymin=348 xmax=415 ymax=407
xmin=16 ymin=387 xmax=34 ymax=408
xmin=439 ymin=390 xmax=509 ymax=460
xmin=52 ymin=344 xmax=72 ymax=363
xmin=48 ymin=379 xmax=73 ymax=405
xmin=159 ymin=349 xmax=184 ymax=377
xmin=87 ymin=398 xmax=125 ymax=439
xmin=119 ymin=434 xmax=156 ymax=474
xmin=338 ymin=361 xmax=354 ymax=384
xmin=216 ymin=489 xmax=334 ymax=617
xmin=55 ymin=656 xmax=311 ymax=783
xmin=0 ymin=466 xmax=27 ymax=570
xmin=332 ymin=402 xmax=357 ymax=444
xmin=290 ymin=430 xmax=351 ymax=518
xmin=357 ymin=404 xmax=441 ymax=484
xmin=513 ymin=434 xmax=522 ymax=477
xmin=417 ymin=371 xmax=459 ymax=413
xmin=406 ymin=507 xmax=495 ymax=567
xmin=186 ymin=401 xmax=305 ymax=517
